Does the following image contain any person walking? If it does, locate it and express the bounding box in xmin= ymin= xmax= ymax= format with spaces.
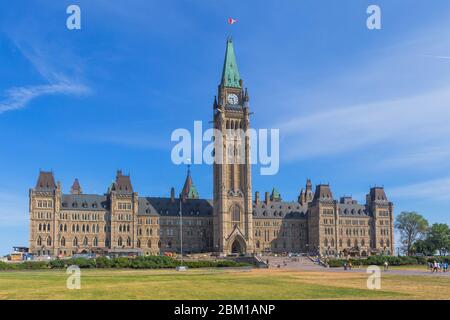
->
xmin=384 ymin=260 xmax=389 ymax=271
xmin=433 ymin=260 xmax=439 ymax=273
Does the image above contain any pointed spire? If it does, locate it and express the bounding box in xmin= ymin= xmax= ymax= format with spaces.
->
xmin=181 ymin=165 xmax=199 ymax=200
xmin=71 ymin=178 xmax=82 ymax=195
xmin=221 ymin=38 xmax=241 ymax=88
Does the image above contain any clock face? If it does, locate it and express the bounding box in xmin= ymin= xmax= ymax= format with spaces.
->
xmin=227 ymin=93 xmax=239 ymax=105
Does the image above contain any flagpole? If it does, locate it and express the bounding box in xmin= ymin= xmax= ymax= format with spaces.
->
xmin=179 ymin=192 xmax=183 ymax=266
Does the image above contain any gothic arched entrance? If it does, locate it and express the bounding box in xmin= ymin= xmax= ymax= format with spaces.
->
xmin=231 ymin=240 xmax=242 ymax=253
xmin=230 ymin=236 xmax=246 ymax=254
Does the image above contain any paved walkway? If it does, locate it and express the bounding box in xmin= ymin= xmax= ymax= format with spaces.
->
xmin=262 ymin=255 xmax=450 ymax=277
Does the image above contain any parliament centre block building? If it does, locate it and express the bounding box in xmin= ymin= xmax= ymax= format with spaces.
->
xmin=29 ymin=39 xmax=394 ymax=258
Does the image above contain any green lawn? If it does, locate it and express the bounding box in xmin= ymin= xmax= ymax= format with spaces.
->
xmin=0 ymin=268 xmax=448 ymax=300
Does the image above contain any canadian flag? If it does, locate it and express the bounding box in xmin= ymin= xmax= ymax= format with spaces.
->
xmin=228 ymin=17 xmax=238 ymax=25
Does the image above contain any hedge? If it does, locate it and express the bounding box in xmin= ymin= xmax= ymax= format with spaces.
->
xmin=0 ymin=256 xmax=251 ymax=270
xmin=326 ymin=255 xmax=428 ymax=268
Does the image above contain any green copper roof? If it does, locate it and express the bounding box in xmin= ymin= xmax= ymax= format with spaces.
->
xmin=271 ymin=188 xmax=281 ymax=201
xmin=221 ymin=38 xmax=241 ymax=88
xmin=181 ymin=168 xmax=199 ymax=199
xmin=187 ymin=184 xmax=199 ymax=199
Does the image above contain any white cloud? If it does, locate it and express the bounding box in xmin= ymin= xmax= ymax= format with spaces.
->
xmin=390 ymin=177 xmax=450 ymax=202
xmin=0 ymin=26 xmax=91 ymax=115
xmin=278 ymin=86 xmax=450 ymax=161
xmin=0 ymin=82 xmax=90 ymax=114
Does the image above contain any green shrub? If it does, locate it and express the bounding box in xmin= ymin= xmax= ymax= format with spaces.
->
xmin=0 ymin=255 xmax=252 ymax=270
xmin=66 ymin=258 xmax=96 ymax=268
xmin=110 ymin=257 xmax=132 ymax=268
xmin=95 ymin=256 xmax=113 ymax=268
xmin=0 ymin=262 xmax=12 ymax=270
xmin=427 ymin=256 xmax=450 ymax=263
xmin=18 ymin=261 xmax=49 ymax=269
xmin=327 ymin=259 xmax=346 ymax=268
xmin=49 ymin=259 xmax=66 ymax=269
xmin=327 ymin=255 xmax=427 ymax=268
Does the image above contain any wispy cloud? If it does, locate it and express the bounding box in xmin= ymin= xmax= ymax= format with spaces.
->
xmin=420 ymin=54 xmax=450 ymax=60
xmin=380 ymin=146 xmax=450 ymax=169
xmin=278 ymin=86 xmax=450 ymax=161
xmin=0 ymin=23 xmax=91 ymax=115
xmin=0 ymin=82 xmax=90 ymax=114
xmin=390 ymin=177 xmax=450 ymax=202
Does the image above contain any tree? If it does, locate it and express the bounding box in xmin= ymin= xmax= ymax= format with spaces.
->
xmin=427 ymin=223 xmax=450 ymax=256
xmin=412 ymin=239 xmax=433 ymax=256
xmin=395 ymin=211 xmax=429 ymax=256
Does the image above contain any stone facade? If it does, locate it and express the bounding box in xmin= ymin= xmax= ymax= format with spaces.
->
xmin=28 ymin=39 xmax=394 ymax=258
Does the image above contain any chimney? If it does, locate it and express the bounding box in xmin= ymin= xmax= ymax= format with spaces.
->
xmin=170 ymin=187 xmax=175 ymax=203
xmin=265 ymin=191 xmax=270 ymax=205
xmin=255 ymin=191 xmax=259 ymax=205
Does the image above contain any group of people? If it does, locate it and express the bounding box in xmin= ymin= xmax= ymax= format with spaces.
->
xmin=429 ymin=260 xmax=449 ymax=273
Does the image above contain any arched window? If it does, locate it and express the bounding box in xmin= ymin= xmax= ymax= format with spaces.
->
xmin=105 ymin=238 xmax=110 ymax=247
xmin=158 ymin=240 xmax=161 ymax=249
xmin=47 ymin=223 xmax=50 ymax=231
xmin=339 ymin=239 xmax=342 ymax=247
xmin=93 ymin=237 xmax=98 ymax=247
xmin=73 ymin=237 xmax=78 ymax=247
xmin=256 ymin=240 xmax=260 ymax=249
xmin=361 ymin=239 xmax=365 ymax=246
xmin=39 ymin=223 xmax=42 ymax=231
xmin=47 ymin=237 xmax=52 ymax=246
xmin=59 ymin=224 xmax=63 ymax=232
xmin=231 ymin=205 xmax=240 ymax=226
xmin=83 ymin=237 xmax=88 ymax=246
xmin=61 ymin=237 xmax=66 ymax=246
xmin=37 ymin=236 xmax=42 ymax=246
xmin=324 ymin=239 xmax=328 ymax=247
xmin=354 ymin=239 xmax=358 ymax=247
xmin=126 ymin=237 xmax=131 ymax=247
xmin=118 ymin=237 xmax=123 ymax=247
xmin=347 ymin=239 xmax=351 ymax=247
xmin=64 ymin=224 xmax=67 ymax=232
xmin=147 ymin=239 xmax=152 ymax=248
xmin=137 ymin=240 xmax=141 ymax=248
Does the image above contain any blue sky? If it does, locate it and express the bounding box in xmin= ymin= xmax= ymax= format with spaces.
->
xmin=1 ymin=0 xmax=450 ymax=255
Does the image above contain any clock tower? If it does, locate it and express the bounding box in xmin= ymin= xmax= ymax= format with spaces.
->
xmin=213 ymin=38 xmax=253 ymax=254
